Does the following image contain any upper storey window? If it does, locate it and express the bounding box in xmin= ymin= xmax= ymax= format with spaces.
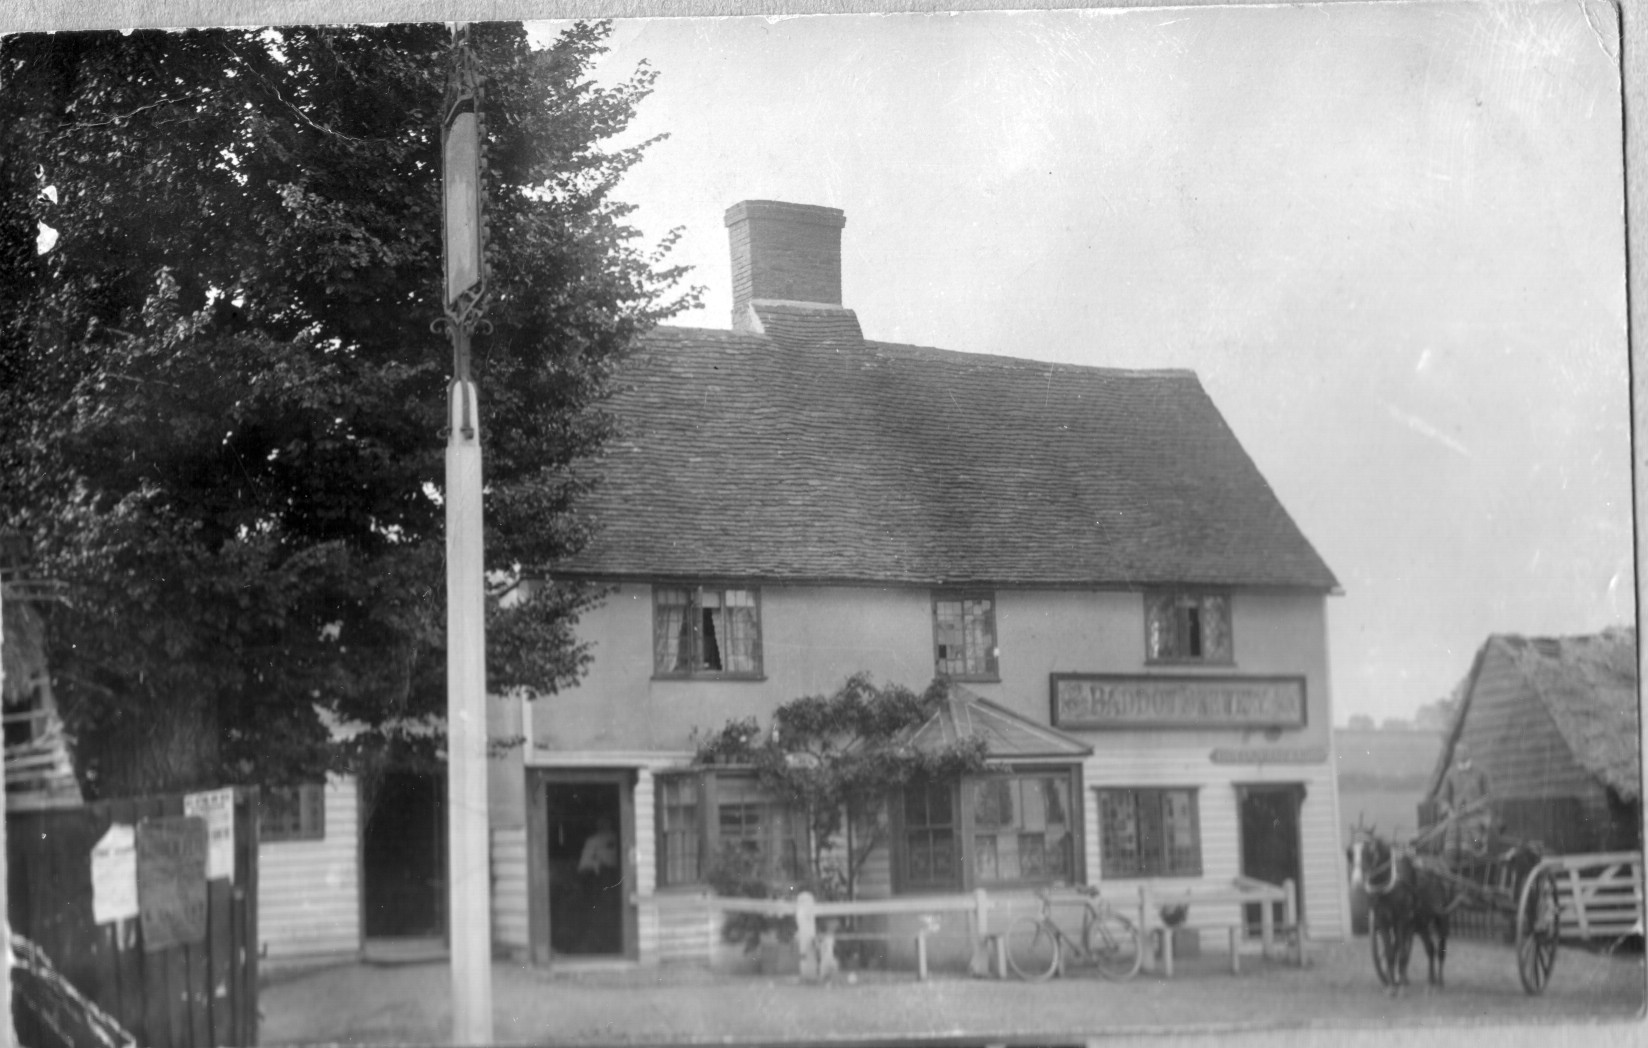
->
xmin=653 ymin=586 xmax=762 ymax=678
xmin=1145 ymin=590 xmax=1232 ymax=663
xmin=932 ymin=592 xmax=998 ymax=680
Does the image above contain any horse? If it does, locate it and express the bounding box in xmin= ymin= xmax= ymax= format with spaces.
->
xmin=1350 ymin=828 xmax=1452 ymax=995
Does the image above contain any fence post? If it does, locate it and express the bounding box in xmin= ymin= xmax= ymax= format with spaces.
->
xmin=968 ymin=889 xmax=994 ymax=979
xmin=1260 ymin=883 xmax=1275 ymax=958
xmin=1282 ymin=879 xmax=1306 ymax=967
xmin=1138 ymin=884 xmax=1158 ymax=976
xmin=795 ymin=892 xmax=817 ymax=981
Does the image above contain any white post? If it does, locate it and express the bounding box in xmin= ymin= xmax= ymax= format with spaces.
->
xmin=794 ymin=891 xmax=817 ymax=980
xmin=446 ymin=374 xmax=493 ymax=1043
xmin=1 ymin=582 xmax=13 ymax=1048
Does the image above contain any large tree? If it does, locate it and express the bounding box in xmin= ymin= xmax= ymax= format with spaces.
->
xmin=0 ymin=22 xmax=697 ymax=798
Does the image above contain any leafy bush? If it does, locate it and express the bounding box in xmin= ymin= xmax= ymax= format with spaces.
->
xmin=705 ymin=844 xmax=796 ymax=954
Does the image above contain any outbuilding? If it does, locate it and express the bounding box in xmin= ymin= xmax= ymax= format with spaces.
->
xmin=1422 ymin=629 xmax=1639 ymax=855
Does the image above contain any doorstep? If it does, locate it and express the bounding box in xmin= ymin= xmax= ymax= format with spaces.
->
xmin=364 ymin=936 xmax=448 ymax=966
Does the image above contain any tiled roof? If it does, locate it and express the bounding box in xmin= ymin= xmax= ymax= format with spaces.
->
xmin=748 ymin=301 xmax=865 ymax=345
xmin=1430 ymin=629 xmax=1640 ymax=801
xmin=904 ymin=682 xmax=1092 ymax=760
xmin=555 ymin=324 xmax=1339 ymax=589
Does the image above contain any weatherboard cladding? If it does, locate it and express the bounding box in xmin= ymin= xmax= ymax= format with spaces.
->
xmin=557 ymin=325 xmax=1338 ymax=589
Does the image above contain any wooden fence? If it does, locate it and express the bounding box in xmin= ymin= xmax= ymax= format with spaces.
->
xmin=8 ymin=789 xmax=260 ymax=1048
xmin=682 ymin=878 xmax=1305 ymax=981
xmin=1546 ymin=851 xmax=1643 ymax=943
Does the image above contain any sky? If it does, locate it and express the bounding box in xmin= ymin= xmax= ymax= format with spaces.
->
xmin=529 ymin=2 xmax=1633 ymax=726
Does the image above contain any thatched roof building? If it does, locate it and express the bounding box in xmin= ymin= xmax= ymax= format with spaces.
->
xmin=1424 ymin=628 xmax=1639 ymax=853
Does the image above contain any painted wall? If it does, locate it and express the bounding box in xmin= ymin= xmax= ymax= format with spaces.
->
xmin=533 ymin=583 xmax=1334 ymax=755
xmin=526 ymin=581 xmax=1347 ymax=958
xmin=257 ymin=775 xmax=361 ymax=961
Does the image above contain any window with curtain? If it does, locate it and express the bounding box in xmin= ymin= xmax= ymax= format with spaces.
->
xmin=1097 ymin=787 xmax=1202 ymax=877
xmin=653 ymin=586 xmax=762 ymax=677
xmin=1145 ymin=590 xmax=1232 ymax=663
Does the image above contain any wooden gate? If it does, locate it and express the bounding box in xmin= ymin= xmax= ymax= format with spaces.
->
xmin=8 ymin=789 xmax=259 ymax=1048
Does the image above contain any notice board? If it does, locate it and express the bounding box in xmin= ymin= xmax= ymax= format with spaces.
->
xmin=136 ymin=815 xmax=208 ymax=952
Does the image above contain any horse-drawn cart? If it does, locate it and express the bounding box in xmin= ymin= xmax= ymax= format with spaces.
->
xmin=1352 ymin=798 xmax=1563 ymax=995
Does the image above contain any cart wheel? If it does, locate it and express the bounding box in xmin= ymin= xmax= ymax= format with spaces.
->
xmin=1005 ymin=916 xmax=1060 ymax=981
xmin=1516 ymin=868 xmax=1560 ymax=995
xmin=1368 ymin=908 xmax=1394 ymax=987
xmin=1083 ymin=910 xmax=1143 ymax=981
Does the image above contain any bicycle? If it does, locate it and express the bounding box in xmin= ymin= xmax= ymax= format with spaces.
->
xmin=1005 ymin=884 xmax=1144 ymax=981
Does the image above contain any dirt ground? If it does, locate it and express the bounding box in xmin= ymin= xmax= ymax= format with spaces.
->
xmin=259 ymin=936 xmax=1645 ymax=1047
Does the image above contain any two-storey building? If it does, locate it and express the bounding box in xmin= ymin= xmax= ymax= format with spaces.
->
xmin=485 ymin=200 xmax=1349 ymax=968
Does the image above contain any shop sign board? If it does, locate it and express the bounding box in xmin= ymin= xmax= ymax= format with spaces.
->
xmin=1209 ymin=745 xmax=1328 ymax=764
xmin=1051 ymin=674 xmax=1307 ymax=730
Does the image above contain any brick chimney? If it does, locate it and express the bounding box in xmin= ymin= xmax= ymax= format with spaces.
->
xmin=725 ymin=200 xmax=846 ymax=332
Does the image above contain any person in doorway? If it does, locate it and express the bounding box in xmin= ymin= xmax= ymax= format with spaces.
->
xmin=578 ymin=815 xmax=619 ymax=877
xmin=576 ymin=815 xmax=621 ymax=952
xmin=1439 ymin=742 xmax=1493 ymax=863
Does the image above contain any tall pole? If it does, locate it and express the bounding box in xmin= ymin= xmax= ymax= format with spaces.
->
xmin=1 ymin=580 xmax=13 ymax=1048
xmin=438 ymin=23 xmax=493 ymax=1046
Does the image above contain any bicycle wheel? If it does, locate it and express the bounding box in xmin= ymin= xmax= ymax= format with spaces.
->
xmin=1005 ymin=916 xmax=1060 ymax=981
xmin=1083 ymin=909 xmax=1143 ymax=981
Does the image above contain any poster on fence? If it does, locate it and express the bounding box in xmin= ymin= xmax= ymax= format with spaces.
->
xmin=90 ymin=822 xmax=139 ymax=925
xmin=184 ymin=787 xmax=237 ymax=880
xmin=136 ymin=815 xmax=208 ymax=952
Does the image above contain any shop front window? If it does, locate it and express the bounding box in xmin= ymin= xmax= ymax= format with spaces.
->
xmin=1097 ymin=787 xmax=1202 ymax=878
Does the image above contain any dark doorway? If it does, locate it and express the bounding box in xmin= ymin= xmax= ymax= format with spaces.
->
xmin=1237 ymin=783 xmax=1304 ymax=934
xmin=364 ymin=771 xmax=445 ymax=939
xmin=545 ymin=780 xmax=626 ymax=957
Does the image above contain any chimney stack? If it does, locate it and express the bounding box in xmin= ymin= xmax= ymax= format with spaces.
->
xmin=725 ymin=201 xmax=846 ymax=332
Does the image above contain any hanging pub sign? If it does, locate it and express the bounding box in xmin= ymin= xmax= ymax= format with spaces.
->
xmin=1050 ymin=674 xmax=1307 ymax=730
xmin=136 ymin=815 xmax=209 ymax=952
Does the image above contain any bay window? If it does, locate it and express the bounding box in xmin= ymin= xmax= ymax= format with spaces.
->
xmin=895 ymin=766 xmax=1081 ymax=892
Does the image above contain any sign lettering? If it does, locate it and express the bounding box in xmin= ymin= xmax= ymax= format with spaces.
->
xmin=1051 ymin=674 xmax=1307 ymax=730
xmin=1210 ymin=746 xmax=1327 ymax=765
xmin=184 ymin=788 xmax=236 ymax=881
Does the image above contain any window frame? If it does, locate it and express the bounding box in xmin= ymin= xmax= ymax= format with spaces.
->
xmin=894 ymin=764 xmax=1084 ymax=894
xmin=653 ymin=769 xmax=806 ymax=889
xmin=259 ymin=782 xmax=326 ymax=843
xmin=1144 ymin=589 xmax=1234 ymax=665
xmin=931 ymin=590 xmax=1000 ymax=681
xmin=651 ymin=584 xmax=765 ymax=680
xmin=1095 ymin=786 xmax=1203 ymax=879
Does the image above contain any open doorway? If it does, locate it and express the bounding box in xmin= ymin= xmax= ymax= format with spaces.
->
xmin=1237 ymin=783 xmax=1304 ymax=935
xmin=363 ymin=770 xmax=445 ymax=941
xmin=540 ymin=776 xmax=631 ymax=959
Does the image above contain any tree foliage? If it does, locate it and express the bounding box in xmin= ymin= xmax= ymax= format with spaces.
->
xmin=0 ymin=23 xmax=698 ymax=797
xmin=692 ymin=674 xmax=989 ymax=901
